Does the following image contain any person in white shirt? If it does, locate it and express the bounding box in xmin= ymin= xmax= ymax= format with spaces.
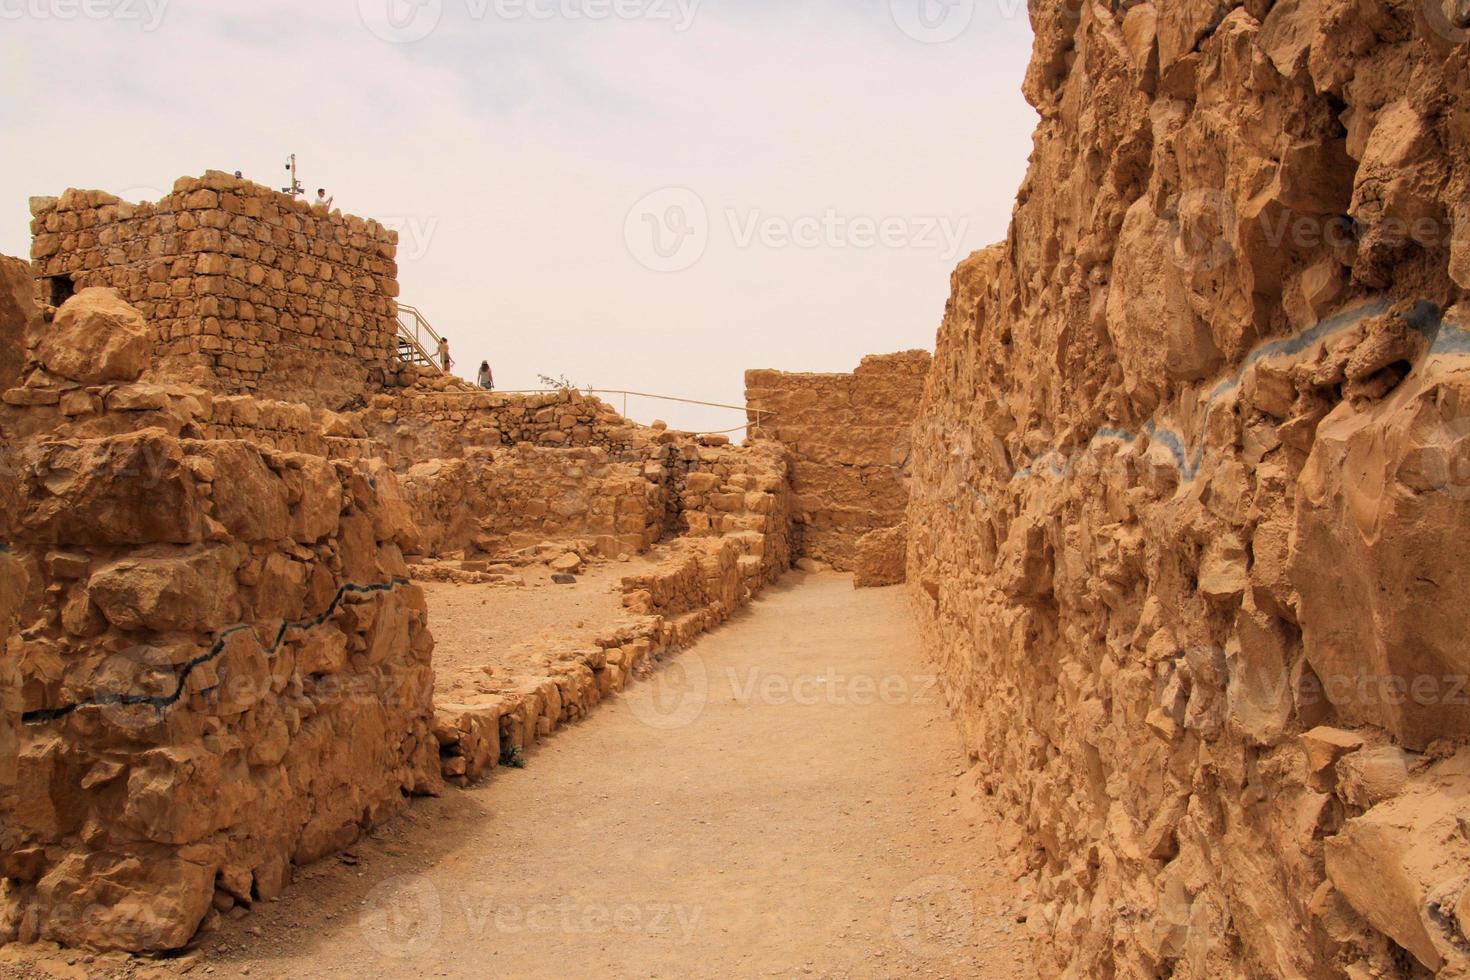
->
xmin=315 ymin=188 xmax=333 ymax=210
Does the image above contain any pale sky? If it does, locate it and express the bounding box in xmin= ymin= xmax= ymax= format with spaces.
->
xmin=0 ymin=0 xmax=1037 ymax=431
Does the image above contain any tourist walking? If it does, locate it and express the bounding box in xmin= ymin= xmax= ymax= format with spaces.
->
xmin=477 ymin=360 xmax=494 ymax=390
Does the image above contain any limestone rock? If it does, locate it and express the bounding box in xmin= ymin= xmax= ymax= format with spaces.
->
xmin=852 ymin=523 xmax=907 ymax=588
xmin=0 ymin=254 xmax=36 ymax=392
xmin=34 ymin=288 xmax=151 ymax=385
xmin=87 ymin=547 xmax=237 ymax=633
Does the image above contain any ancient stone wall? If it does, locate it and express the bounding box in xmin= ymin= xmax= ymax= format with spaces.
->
xmin=0 ymin=427 xmax=439 ymax=952
xmin=361 ymin=388 xmax=645 ymax=463
xmin=674 ymin=438 xmax=794 ymax=586
xmin=29 ymin=173 xmax=399 ymax=409
xmin=0 ymin=287 xmax=438 ymax=952
xmin=746 ymin=351 xmax=930 ymax=574
xmin=908 ymin=3 xmax=1470 ymax=977
xmin=399 ymin=446 xmax=664 ymax=559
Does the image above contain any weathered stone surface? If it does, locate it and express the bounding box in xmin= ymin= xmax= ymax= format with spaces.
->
xmin=28 ymin=175 xmax=401 ymax=407
xmin=17 ymin=430 xmax=204 ymax=547
xmin=747 ymin=352 xmax=928 ymax=571
xmin=1325 ymin=750 xmax=1470 ymax=973
xmin=87 ymin=547 xmax=237 ymax=633
xmin=34 ymin=289 xmax=150 ymax=385
xmin=905 ymin=3 xmax=1470 ymax=975
xmin=0 ymin=254 xmax=35 ymax=392
xmin=852 ymin=523 xmax=907 ymax=588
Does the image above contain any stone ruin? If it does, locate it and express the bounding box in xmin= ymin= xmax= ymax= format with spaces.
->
xmin=6 ymin=3 xmax=1470 ymax=971
xmin=0 ymin=176 xmax=926 ymax=952
xmin=906 ymin=2 xmax=1470 ymax=976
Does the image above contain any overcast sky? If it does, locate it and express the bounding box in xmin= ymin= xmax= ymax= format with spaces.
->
xmin=0 ymin=0 xmax=1036 ymax=431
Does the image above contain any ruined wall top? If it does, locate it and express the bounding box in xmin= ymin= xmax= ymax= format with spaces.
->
xmin=29 ymin=172 xmax=402 ymax=410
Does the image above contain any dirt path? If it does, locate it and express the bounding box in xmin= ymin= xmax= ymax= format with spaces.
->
xmin=124 ymin=573 xmax=1033 ymax=978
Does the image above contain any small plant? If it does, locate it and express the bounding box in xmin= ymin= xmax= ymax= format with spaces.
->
xmin=537 ymin=373 xmax=583 ymax=391
xmin=500 ymin=744 xmax=526 ymax=769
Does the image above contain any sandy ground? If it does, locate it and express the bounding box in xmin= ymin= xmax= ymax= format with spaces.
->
xmin=3 ymin=573 xmax=1034 ymax=979
xmin=425 ymin=551 xmax=660 ymax=701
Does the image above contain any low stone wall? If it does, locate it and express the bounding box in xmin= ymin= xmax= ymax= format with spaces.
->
xmin=435 ymin=534 xmax=773 ymax=786
xmin=29 ymin=174 xmax=399 ymax=408
xmin=745 ymin=351 xmax=929 ymax=574
xmin=0 ymin=427 xmax=439 ymax=952
xmin=674 ymin=438 xmax=793 ymax=585
xmin=399 ymin=446 xmax=664 ymax=559
xmin=357 ymin=388 xmax=646 ymax=463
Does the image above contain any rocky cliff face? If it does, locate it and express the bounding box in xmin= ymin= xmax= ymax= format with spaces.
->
xmin=0 ymin=255 xmax=35 ymax=393
xmin=908 ymin=2 xmax=1470 ymax=976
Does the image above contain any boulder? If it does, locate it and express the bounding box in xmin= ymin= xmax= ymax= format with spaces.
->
xmin=1325 ymin=750 xmax=1470 ymax=972
xmin=87 ymin=547 xmax=237 ymax=633
xmin=17 ymin=430 xmax=205 ymax=547
xmin=33 ymin=288 xmax=151 ymax=385
xmin=30 ymin=850 xmax=214 ymax=952
xmin=852 ymin=523 xmax=908 ymax=588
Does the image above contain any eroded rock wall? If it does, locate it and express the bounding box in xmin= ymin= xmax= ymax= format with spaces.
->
xmin=0 ymin=427 xmax=440 ymax=952
xmin=746 ymin=351 xmax=930 ymax=573
xmin=908 ymin=2 xmax=1470 ymax=976
xmin=0 ymin=255 xmax=35 ymax=393
xmin=0 ymin=288 xmax=440 ymax=952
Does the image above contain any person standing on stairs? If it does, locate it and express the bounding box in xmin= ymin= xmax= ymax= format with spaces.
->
xmin=477 ymin=360 xmax=494 ymax=390
xmin=438 ymin=336 xmax=452 ymax=372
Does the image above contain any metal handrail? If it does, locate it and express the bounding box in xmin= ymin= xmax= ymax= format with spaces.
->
xmin=405 ymin=386 xmax=775 ymax=432
xmin=395 ymin=302 xmax=445 ymax=372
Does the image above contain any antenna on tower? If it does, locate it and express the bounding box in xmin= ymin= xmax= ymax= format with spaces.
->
xmin=282 ymin=154 xmax=303 ymax=197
